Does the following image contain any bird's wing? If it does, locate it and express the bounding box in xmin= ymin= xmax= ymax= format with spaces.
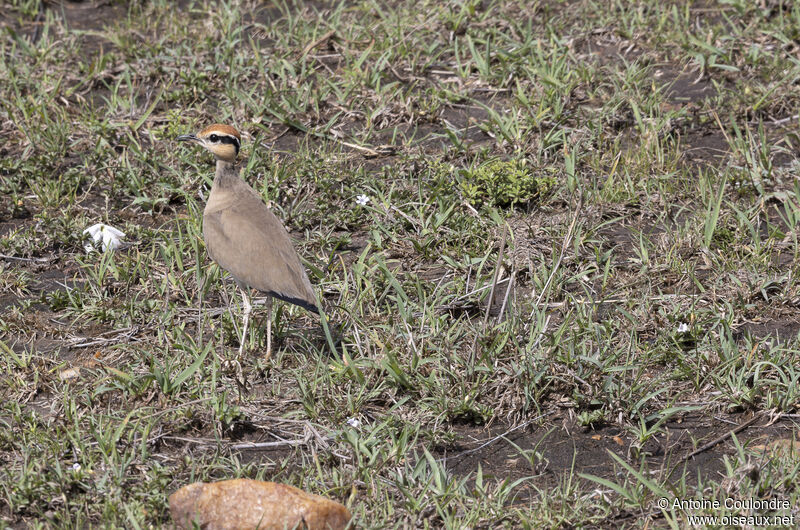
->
xmin=203 ymin=195 xmax=318 ymax=312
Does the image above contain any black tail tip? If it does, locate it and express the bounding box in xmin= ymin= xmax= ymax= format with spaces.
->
xmin=271 ymin=291 xmax=320 ymax=314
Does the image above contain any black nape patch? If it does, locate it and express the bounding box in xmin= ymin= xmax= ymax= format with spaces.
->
xmin=219 ymin=134 xmax=239 ymax=155
xmin=211 ymin=134 xmax=240 ymax=155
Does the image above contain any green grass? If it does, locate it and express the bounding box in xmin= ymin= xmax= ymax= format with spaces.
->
xmin=1 ymin=0 xmax=800 ymax=527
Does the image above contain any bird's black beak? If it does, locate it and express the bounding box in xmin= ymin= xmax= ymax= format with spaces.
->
xmin=177 ymin=134 xmax=199 ymax=143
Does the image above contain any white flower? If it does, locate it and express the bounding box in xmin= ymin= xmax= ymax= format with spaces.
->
xmin=676 ymin=322 xmax=690 ymax=334
xmin=346 ymin=417 xmax=361 ymax=429
xmin=83 ymin=223 xmax=125 ymax=253
xmin=72 ymin=462 xmax=81 ymax=472
xmin=355 ymin=195 xmax=370 ymax=206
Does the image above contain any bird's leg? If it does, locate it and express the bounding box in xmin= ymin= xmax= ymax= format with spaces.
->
xmin=239 ymin=288 xmax=252 ymax=357
xmin=265 ymin=296 xmax=273 ymax=361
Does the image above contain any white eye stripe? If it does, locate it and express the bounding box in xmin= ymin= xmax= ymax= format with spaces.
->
xmin=205 ymin=134 xmax=239 ymax=149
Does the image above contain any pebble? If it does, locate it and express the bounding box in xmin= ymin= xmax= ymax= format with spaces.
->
xmin=169 ymin=479 xmax=351 ymax=530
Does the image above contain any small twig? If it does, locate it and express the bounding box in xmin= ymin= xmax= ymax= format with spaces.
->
xmin=482 ymin=224 xmax=508 ymax=328
xmin=460 ymin=276 xmax=510 ymax=299
xmin=0 ymin=253 xmax=52 ymax=263
xmin=249 ymin=414 xmax=308 ymax=425
xmin=162 ymin=435 xmax=219 ymax=445
xmin=228 ymin=439 xmax=308 ymax=450
xmin=764 ymin=114 xmax=798 ymax=126
xmin=301 ymin=29 xmax=336 ymax=57
xmin=389 ymin=65 xmax=412 ymax=83
xmin=680 ymin=413 xmax=762 ymax=462
xmin=67 ymin=326 xmax=139 ymax=348
xmin=437 ymin=412 xmax=549 ymax=463
xmin=710 ymin=109 xmax=733 ymax=148
xmin=337 ymin=139 xmax=380 ymax=157
xmin=137 ymin=397 xmax=215 ymax=421
xmin=543 ymin=293 xmax=705 ymax=309
xmin=496 ymin=268 xmax=516 ymax=323
xmin=229 ymin=430 xmax=312 ymax=451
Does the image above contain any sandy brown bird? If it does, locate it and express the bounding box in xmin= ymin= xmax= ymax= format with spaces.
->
xmin=178 ymin=124 xmax=318 ymax=359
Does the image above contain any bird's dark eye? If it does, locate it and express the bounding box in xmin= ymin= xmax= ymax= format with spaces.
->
xmin=209 ymin=134 xmax=219 ymax=142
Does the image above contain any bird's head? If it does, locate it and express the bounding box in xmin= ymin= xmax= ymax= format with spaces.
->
xmin=177 ymin=124 xmax=241 ymax=162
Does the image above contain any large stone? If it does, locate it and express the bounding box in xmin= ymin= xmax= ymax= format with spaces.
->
xmin=169 ymin=479 xmax=351 ymax=530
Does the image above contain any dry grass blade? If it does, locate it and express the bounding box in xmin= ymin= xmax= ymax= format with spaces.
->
xmin=470 ymin=222 xmax=508 ymax=368
xmin=533 ymin=194 xmax=582 ymax=313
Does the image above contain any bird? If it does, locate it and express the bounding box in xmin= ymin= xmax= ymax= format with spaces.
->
xmin=177 ymin=124 xmax=318 ymax=360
